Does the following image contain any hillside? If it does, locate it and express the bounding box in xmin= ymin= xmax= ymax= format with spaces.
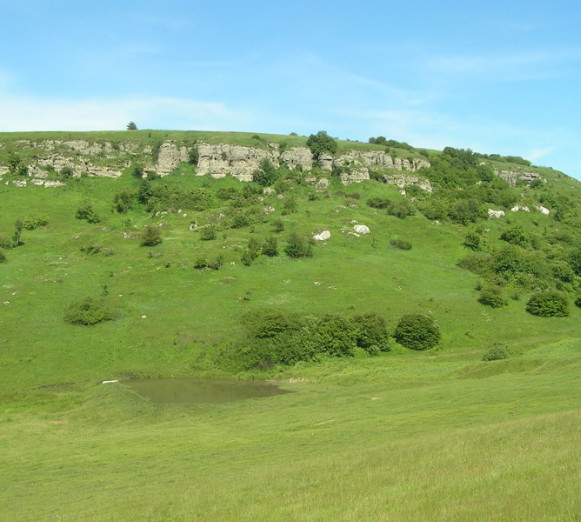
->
xmin=0 ymin=130 xmax=579 ymax=520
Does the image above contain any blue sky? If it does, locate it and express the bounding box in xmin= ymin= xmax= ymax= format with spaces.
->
xmin=1 ymin=0 xmax=580 ymax=179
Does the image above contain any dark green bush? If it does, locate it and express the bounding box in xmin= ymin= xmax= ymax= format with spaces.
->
xmin=112 ymin=190 xmax=135 ymax=214
xmin=231 ymin=214 xmax=251 ymax=229
xmin=272 ymin=219 xmax=285 ymax=233
xmin=366 ymin=197 xmax=391 ymax=209
xmin=262 ymin=236 xmax=279 ymax=257
xmin=390 ymin=239 xmax=412 ymax=250
xmin=0 ymin=236 xmax=11 ymax=249
xmin=23 ymin=217 xmax=48 ymax=230
xmin=394 ymin=314 xmax=441 ymax=350
xmin=551 ymin=261 xmax=575 ymax=283
xmin=448 ymin=198 xmax=486 ymax=224
xmin=64 ymin=298 xmax=114 ymax=326
xmin=306 ymin=131 xmax=337 ymax=158
xmin=463 ymin=231 xmax=482 ymax=251
xmin=478 ymin=286 xmax=508 ymax=308
xmin=386 ymin=199 xmax=415 ymax=219
xmin=526 ymin=291 xmax=569 ymax=317
xmin=199 ymin=226 xmax=216 ymax=241
xmin=0 ymin=250 xmax=6 ymax=263
xmin=500 ymin=226 xmax=529 ymax=247
xmin=482 ymin=343 xmax=510 ymax=361
xmin=76 ymin=200 xmax=100 ymax=223
xmin=285 ymin=232 xmax=313 ymax=258
xmin=140 ymin=225 xmax=162 ymax=246
xmin=194 ymin=257 xmax=208 ymax=269
xmin=252 ymin=159 xmax=278 ymax=187
xmin=80 ymin=243 xmax=102 ymax=255
xmin=351 ymin=313 xmax=389 ymax=353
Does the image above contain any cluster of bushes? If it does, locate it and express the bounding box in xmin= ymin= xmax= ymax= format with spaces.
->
xmin=366 ymin=197 xmax=415 ymax=219
xmin=368 ymin=137 xmax=414 ymax=150
xmin=222 ymin=311 xmax=390 ymax=370
xmin=221 ymin=311 xmax=440 ymax=370
xmin=240 ymin=232 xmax=311 ymax=266
xmin=459 ymin=245 xmax=574 ymax=291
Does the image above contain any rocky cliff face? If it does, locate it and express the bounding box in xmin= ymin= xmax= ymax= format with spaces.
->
xmin=0 ymin=138 xmax=432 ymax=186
xmin=494 ymin=169 xmax=545 ymax=186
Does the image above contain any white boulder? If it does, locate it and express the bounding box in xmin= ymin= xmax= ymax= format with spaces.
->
xmin=313 ymin=230 xmax=331 ymax=241
xmin=353 ymin=224 xmax=370 ymax=234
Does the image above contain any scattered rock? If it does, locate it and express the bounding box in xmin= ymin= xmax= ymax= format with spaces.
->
xmin=487 ymin=209 xmax=505 ymax=219
xmin=353 ymin=224 xmax=370 ymax=234
xmin=313 ymin=230 xmax=331 ymax=241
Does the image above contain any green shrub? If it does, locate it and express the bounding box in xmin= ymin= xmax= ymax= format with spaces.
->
xmin=59 ymin=166 xmax=74 ymax=179
xmin=194 ymin=257 xmax=208 ymax=269
xmin=112 ymin=190 xmax=135 ymax=214
xmin=64 ymin=298 xmax=114 ymax=326
xmin=262 ymin=237 xmax=279 ymax=257
xmin=80 ymin=243 xmax=102 ymax=255
xmin=140 ymin=225 xmax=162 ymax=246
xmin=390 ymin=239 xmax=412 ymax=250
xmin=500 ymin=226 xmax=529 ymax=247
xmin=0 ymin=236 xmax=12 ymax=249
xmin=575 ymin=295 xmax=581 ymax=308
xmin=482 ymin=343 xmax=510 ymax=361
xmin=351 ymin=313 xmax=389 ymax=353
xmin=285 ymin=232 xmax=313 ymax=258
xmin=552 ymin=261 xmax=575 ymax=283
xmin=12 ymin=219 xmax=24 ymax=247
xmin=0 ymin=250 xmax=6 ymax=263
xmin=199 ymin=226 xmax=216 ymax=241
xmin=526 ymin=291 xmax=569 ymax=317
xmin=252 ymin=159 xmax=278 ymax=186
xmin=386 ymin=199 xmax=415 ymax=219
xmin=366 ymin=197 xmax=391 ymax=209
xmin=306 ymin=131 xmax=337 ymax=158
xmin=23 ymin=217 xmax=48 ymax=230
xmin=448 ymin=198 xmax=486 ymax=224
xmin=478 ymin=286 xmax=508 ymax=308
xmin=272 ymin=219 xmax=285 ymax=233
xmin=76 ymin=200 xmax=100 ymax=223
xmin=231 ymin=214 xmax=250 ymax=229
xmin=463 ymin=231 xmax=482 ymax=251
xmin=394 ymin=314 xmax=441 ymax=350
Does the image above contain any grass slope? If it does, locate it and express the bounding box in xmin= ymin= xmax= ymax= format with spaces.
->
xmin=0 ymin=131 xmax=579 ymax=520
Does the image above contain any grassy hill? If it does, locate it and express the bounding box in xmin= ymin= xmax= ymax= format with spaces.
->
xmin=0 ymin=130 xmax=579 ymax=520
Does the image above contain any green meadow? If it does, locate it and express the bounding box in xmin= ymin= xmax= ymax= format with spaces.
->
xmin=0 ymin=132 xmax=579 ymax=520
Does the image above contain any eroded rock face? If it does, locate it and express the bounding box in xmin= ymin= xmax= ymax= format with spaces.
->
xmin=156 ymin=141 xmax=190 ymax=176
xmin=195 ymin=143 xmax=279 ymax=181
xmin=1 ymin=138 xmax=432 ymax=185
xmin=382 ymin=174 xmax=433 ymax=193
xmin=280 ymin=147 xmax=312 ymax=170
xmin=495 ymin=169 xmax=544 ymax=186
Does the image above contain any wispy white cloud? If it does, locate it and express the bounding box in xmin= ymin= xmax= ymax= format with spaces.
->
xmin=424 ymin=48 xmax=581 ymax=76
xmin=0 ymin=95 xmax=250 ymax=132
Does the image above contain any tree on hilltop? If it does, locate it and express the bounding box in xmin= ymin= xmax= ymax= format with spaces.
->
xmin=306 ymin=131 xmax=337 ymax=159
xmin=127 ymin=121 xmax=138 ymax=131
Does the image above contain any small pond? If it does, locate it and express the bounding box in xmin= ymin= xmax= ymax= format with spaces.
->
xmin=125 ymin=378 xmax=292 ymax=405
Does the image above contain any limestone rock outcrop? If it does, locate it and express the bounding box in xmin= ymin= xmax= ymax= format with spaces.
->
xmin=195 ymin=143 xmax=279 ymax=181
xmin=495 ymin=169 xmax=544 ymax=186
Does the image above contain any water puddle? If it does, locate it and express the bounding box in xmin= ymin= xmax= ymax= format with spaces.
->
xmin=125 ymin=378 xmax=291 ymax=405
